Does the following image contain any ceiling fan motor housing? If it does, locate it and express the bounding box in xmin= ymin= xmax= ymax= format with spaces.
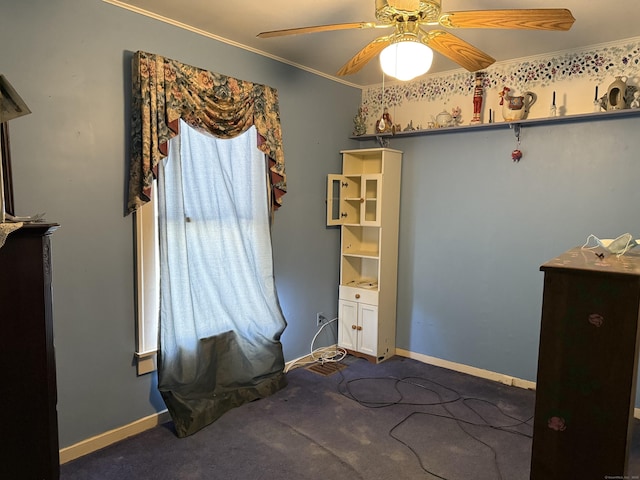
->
xmin=375 ymin=0 xmax=441 ymax=24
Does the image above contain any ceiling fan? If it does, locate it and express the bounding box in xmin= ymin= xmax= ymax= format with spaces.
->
xmin=257 ymin=0 xmax=575 ymax=79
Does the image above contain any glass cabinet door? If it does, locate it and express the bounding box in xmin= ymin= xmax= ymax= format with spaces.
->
xmin=360 ymin=174 xmax=382 ymax=226
xmin=327 ymin=174 xmax=361 ymax=225
xmin=327 ymin=174 xmax=382 ymax=226
xmin=326 ymin=174 xmax=343 ymax=226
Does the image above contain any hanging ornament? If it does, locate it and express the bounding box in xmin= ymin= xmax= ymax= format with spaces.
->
xmin=511 ymin=149 xmax=523 ymax=162
xmin=511 ymin=124 xmax=523 ymax=162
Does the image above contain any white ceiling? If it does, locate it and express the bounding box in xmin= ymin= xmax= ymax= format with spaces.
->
xmin=108 ymin=0 xmax=640 ymax=87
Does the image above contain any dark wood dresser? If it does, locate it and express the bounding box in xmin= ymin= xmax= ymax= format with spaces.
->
xmin=531 ymin=246 xmax=640 ymax=479
xmin=0 ymin=223 xmax=60 ymax=479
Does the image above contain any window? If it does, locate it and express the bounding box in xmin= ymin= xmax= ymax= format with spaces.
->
xmin=134 ymin=186 xmax=159 ymax=375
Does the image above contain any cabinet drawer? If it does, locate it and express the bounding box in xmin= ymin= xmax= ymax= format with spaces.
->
xmin=339 ymin=285 xmax=378 ymax=305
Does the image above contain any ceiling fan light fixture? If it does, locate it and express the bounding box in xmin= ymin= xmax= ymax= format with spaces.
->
xmin=379 ymin=38 xmax=433 ymax=81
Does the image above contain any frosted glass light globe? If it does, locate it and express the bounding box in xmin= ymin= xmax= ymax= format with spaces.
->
xmin=379 ymin=41 xmax=433 ymax=81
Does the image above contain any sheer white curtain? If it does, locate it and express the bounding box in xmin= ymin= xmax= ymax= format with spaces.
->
xmin=156 ymin=119 xmax=287 ymax=437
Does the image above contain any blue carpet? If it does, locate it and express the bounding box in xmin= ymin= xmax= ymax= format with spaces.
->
xmin=60 ymin=355 xmax=640 ymax=480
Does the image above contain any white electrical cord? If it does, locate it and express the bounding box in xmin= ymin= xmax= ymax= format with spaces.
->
xmin=284 ymin=317 xmax=347 ymax=373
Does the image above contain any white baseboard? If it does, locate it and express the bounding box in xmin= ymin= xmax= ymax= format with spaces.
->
xmin=61 ymin=348 xmax=640 ymax=463
xmin=395 ymin=349 xmax=537 ymax=390
xmin=395 ymin=349 xmax=640 ymax=419
xmin=59 ymin=410 xmax=171 ymax=464
xmin=284 ymin=352 xmax=316 ymax=372
xmin=61 ymin=352 xmax=319 ymax=463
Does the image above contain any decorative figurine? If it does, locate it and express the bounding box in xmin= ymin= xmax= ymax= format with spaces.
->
xmin=451 ymin=106 xmax=462 ymax=125
xmin=375 ymin=107 xmax=393 ymax=134
xmin=631 ymin=91 xmax=640 ymax=109
xmin=499 ymin=87 xmax=537 ymax=121
xmin=598 ymin=94 xmax=608 ymax=112
xmin=403 ymin=120 xmax=415 ymax=131
xmin=352 ymin=107 xmax=367 ymax=136
xmin=471 ymin=72 xmax=484 ymax=124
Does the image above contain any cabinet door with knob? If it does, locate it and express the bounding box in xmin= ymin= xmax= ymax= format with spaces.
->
xmin=338 ymin=289 xmax=378 ymax=357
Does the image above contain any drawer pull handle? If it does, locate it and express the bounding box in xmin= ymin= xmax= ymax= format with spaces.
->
xmin=351 ymin=325 xmax=357 ymax=330
xmin=355 ymin=294 xmax=360 ymax=299
xmin=357 ymin=326 xmax=363 ymax=331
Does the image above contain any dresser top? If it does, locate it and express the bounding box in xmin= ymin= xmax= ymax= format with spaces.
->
xmin=541 ymin=246 xmax=640 ymax=277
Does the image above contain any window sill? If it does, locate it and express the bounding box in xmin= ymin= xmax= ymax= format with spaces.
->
xmin=135 ymin=350 xmax=157 ymax=375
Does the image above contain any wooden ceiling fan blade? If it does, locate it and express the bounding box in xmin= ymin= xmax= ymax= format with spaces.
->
xmin=337 ymin=36 xmax=393 ymax=76
xmin=257 ymin=22 xmax=381 ymax=38
xmin=424 ymin=30 xmax=495 ymax=72
xmin=440 ymin=9 xmax=575 ymax=31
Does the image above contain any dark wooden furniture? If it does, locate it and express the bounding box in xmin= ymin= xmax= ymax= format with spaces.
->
xmin=1 ymin=122 xmax=15 ymax=215
xmin=531 ymin=246 xmax=640 ymax=479
xmin=0 ymin=223 xmax=60 ymax=480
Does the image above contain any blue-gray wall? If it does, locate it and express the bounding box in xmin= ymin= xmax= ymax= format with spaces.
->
xmin=1 ymin=0 xmax=358 ymax=448
xmin=3 ymin=0 xmax=640 ymax=453
xmin=372 ymin=117 xmax=640 ymax=391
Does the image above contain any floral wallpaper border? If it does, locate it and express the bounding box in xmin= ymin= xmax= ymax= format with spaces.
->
xmin=361 ymin=36 xmax=640 ymax=115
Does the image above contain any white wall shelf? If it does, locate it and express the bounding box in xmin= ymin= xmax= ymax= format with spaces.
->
xmin=351 ymin=108 xmax=640 ymax=141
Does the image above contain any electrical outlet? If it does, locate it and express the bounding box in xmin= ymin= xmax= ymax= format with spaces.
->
xmin=316 ymin=312 xmax=326 ymax=326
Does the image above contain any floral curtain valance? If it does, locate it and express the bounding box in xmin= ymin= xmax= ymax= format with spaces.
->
xmin=127 ymin=50 xmax=286 ymax=215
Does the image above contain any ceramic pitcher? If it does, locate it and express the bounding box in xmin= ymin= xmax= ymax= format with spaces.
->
xmin=501 ymin=88 xmax=537 ymax=121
